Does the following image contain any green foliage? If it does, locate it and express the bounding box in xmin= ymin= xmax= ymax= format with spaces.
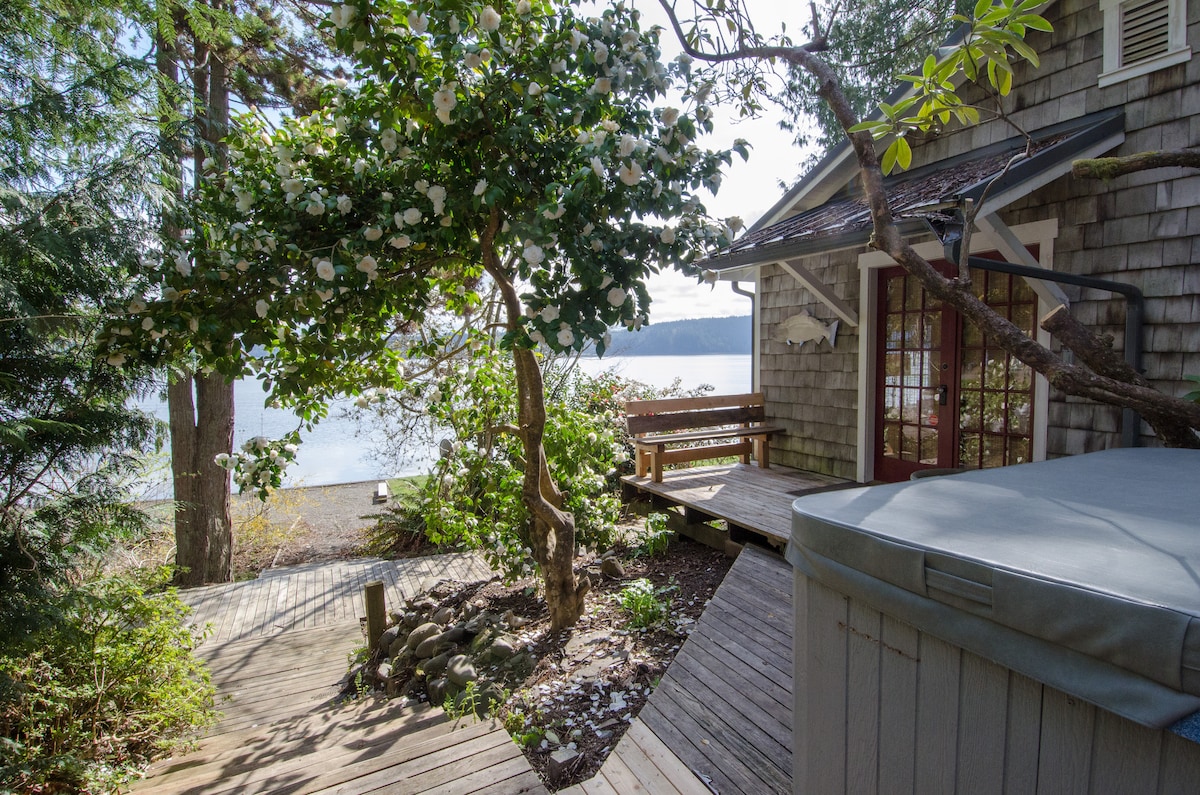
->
xmin=443 ymin=680 xmax=507 ymax=722
xmin=0 ymin=567 xmax=218 ymax=793
xmin=778 ymin=0 xmax=975 ymax=154
xmin=1184 ymin=376 xmax=1200 ymax=404
xmin=414 ymin=337 xmax=627 ymax=579
xmin=848 ymin=0 xmax=1052 ymax=173
xmin=618 ymin=578 xmax=672 ymax=629
xmin=633 ymin=512 xmax=673 ymax=558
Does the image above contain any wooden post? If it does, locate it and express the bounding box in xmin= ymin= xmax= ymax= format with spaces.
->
xmin=364 ymin=580 xmax=386 ymax=651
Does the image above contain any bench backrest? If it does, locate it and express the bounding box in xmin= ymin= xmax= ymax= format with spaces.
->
xmin=625 ymin=393 xmax=767 ymax=436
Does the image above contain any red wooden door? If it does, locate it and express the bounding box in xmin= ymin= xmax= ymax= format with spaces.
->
xmin=874 ymin=261 xmax=1037 ymax=482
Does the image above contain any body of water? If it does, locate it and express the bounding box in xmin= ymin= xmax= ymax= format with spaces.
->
xmin=137 ymin=353 xmax=750 ymax=490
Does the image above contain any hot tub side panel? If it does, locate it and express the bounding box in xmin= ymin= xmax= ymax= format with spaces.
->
xmin=792 ymin=571 xmax=1200 ymax=795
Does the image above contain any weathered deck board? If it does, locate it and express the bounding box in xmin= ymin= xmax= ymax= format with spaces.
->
xmin=564 ymin=544 xmax=794 ymax=795
xmin=179 ymin=552 xmax=494 ymax=645
xmin=136 ymin=617 xmax=546 ymax=795
xmin=622 ymin=462 xmax=847 ymax=544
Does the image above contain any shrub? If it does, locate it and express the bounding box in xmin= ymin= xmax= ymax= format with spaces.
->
xmin=0 ymin=567 xmax=217 ymax=793
xmin=617 ymin=578 xmax=672 ymax=629
xmin=633 ymin=512 xmax=673 ymax=558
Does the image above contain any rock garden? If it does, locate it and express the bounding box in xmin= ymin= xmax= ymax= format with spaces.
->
xmin=352 ymin=533 xmax=732 ymax=790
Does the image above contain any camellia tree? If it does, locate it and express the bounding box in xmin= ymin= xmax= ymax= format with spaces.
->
xmin=105 ymin=0 xmax=743 ymax=629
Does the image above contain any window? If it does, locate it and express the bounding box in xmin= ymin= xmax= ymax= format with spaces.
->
xmin=1099 ymin=0 xmax=1192 ymax=87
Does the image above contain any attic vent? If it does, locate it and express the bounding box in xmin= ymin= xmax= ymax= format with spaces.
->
xmin=1120 ymin=0 xmax=1170 ymax=66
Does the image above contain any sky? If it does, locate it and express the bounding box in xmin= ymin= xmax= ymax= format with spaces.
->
xmin=630 ymin=0 xmax=819 ymax=322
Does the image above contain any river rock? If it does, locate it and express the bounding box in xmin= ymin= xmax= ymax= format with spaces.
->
xmin=548 ymin=748 xmax=581 ymax=782
xmin=378 ymin=626 xmax=401 ymax=655
xmin=487 ymin=636 xmax=517 ymax=660
xmin=432 ymin=606 xmax=455 ymax=625
xmin=427 ymin=676 xmax=450 ymax=706
xmin=439 ymin=625 xmax=468 ymax=645
xmin=388 ymin=633 xmax=410 ymax=659
xmin=422 ymin=651 xmax=452 ymax=677
xmin=406 ymin=622 xmax=441 ymax=651
xmin=601 ymin=556 xmax=626 ymax=579
xmin=414 ymin=634 xmax=453 ymax=659
xmin=446 ymin=654 xmax=478 ymax=687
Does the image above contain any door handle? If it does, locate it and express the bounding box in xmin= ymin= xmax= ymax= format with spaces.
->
xmin=937 ymin=384 xmax=948 ymax=406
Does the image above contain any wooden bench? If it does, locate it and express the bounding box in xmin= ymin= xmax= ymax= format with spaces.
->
xmin=625 ymin=393 xmax=784 ymax=483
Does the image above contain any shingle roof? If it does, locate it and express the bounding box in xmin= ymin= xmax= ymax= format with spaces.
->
xmin=704 ymin=109 xmax=1126 ymax=271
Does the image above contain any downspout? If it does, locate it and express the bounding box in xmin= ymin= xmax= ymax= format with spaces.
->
xmin=954 ymin=250 xmax=1145 ymax=448
xmin=731 ymin=281 xmax=757 ymax=392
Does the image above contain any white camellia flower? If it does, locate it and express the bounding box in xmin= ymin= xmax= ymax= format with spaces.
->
xmin=331 ymin=4 xmax=355 ymax=28
xmin=432 ymin=86 xmax=457 ymax=113
xmin=607 ymin=286 xmax=627 ymax=307
xmin=464 ymin=51 xmax=482 ymax=70
xmin=389 ymin=235 xmax=412 ymax=248
xmin=618 ymin=135 xmax=636 ymax=157
xmin=141 ymin=317 xmax=154 ymax=330
xmin=591 ymin=239 xmax=603 ymax=252
xmin=336 ymin=195 xmax=353 ymax=214
xmin=529 ymin=329 xmax=545 ymax=345
xmin=380 ymin=128 xmax=397 ymax=152
xmin=661 ymin=107 xmax=680 ymax=127
xmin=201 ymin=157 xmax=215 ymax=171
xmin=357 ymin=254 xmax=378 ymax=273
xmin=660 ymin=226 xmax=676 ymax=244
xmin=363 ymin=226 xmax=383 ymax=241
xmin=557 ymin=327 xmax=575 ymax=347
xmin=569 ymin=30 xmax=587 ymax=50
xmin=617 ymin=161 xmax=643 ymax=186
xmin=353 ymin=158 xmax=367 ymax=175
xmin=542 ymin=203 xmax=565 ymax=220
xmin=316 ymin=259 xmax=335 ymax=280
xmin=427 ymin=185 xmax=446 ymax=214
xmin=591 ymin=77 xmax=611 ymax=94
xmin=479 ymin=5 xmax=501 ymax=31
xmin=590 ymin=156 xmax=604 ymax=178
xmin=515 ymin=0 xmax=531 ymax=13
xmin=473 ymin=179 xmax=488 ymax=196
xmin=407 ymin=10 xmax=428 ymax=32
xmin=523 ymin=244 xmax=545 ymax=266
xmin=593 ymin=42 xmax=609 ymax=64
xmin=655 ymin=145 xmax=673 ymax=164
xmin=235 ymin=259 xmax=250 ymax=271
xmin=527 ymin=81 xmax=542 ymax=96
xmin=599 ymin=274 xmax=612 ymax=288
xmin=551 ymin=59 xmax=566 ymax=73
xmin=316 ymin=288 xmax=334 ymax=301
xmin=540 ymin=305 xmax=559 ymax=322
xmin=174 ymin=252 xmax=192 ymax=277
xmin=727 ymin=216 xmax=745 ymax=234
xmin=282 ymin=178 xmax=304 ymax=195
xmin=403 ymin=207 xmax=422 ymax=225
xmin=255 ymin=299 xmax=269 ymax=318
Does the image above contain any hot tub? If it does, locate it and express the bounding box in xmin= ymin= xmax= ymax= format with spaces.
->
xmin=788 ymin=448 xmax=1200 ymax=794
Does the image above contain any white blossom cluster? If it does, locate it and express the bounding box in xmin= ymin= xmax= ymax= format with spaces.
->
xmin=214 ymin=436 xmax=300 ymax=497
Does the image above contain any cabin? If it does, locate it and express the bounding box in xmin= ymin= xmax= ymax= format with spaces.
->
xmin=700 ymin=0 xmax=1200 ymax=485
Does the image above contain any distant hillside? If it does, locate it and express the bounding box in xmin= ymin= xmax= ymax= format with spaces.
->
xmin=604 ymin=315 xmax=751 ymax=356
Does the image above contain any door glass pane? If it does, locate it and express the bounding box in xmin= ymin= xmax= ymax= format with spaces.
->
xmin=887 ymin=278 xmax=905 ymax=311
xmin=960 ymin=433 xmax=981 ymax=468
xmin=982 ymin=435 xmax=1006 ymax=468
xmin=982 ymin=391 xmax=1006 ymax=432
xmin=884 ymin=387 xmax=901 ymax=420
xmin=960 ymin=391 xmax=982 ymax=432
xmin=1009 ymin=360 xmax=1032 ymax=390
xmin=924 ymin=312 xmax=941 ymax=349
xmin=885 ymin=352 xmax=902 ymax=385
xmin=901 ymin=425 xmax=919 ymax=461
xmin=1011 ymin=302 xmax=1034 ymax=333
xmin=963 ymin=318 xmax=984 ymax=348
xmin=1008 ymin=437 xmax=1030 ymax=466
xmin=983 ymin=349 xmax=1006 ymax=390
xmin=901 ymin=388 xmax=920 ymax=423
xmin=904 ymin=276 xmax=922 ymax=310
xmin=987 ymin=272 xmax=1010 ymax=303
xmin=903 ymin=313 xmax=922 ymax=348
xmin=886 ymin=314 xmax=903 ymax=349
xmin=883 ymin=422 xmax=901 ymax=457
xmin=919 ymin=426 xmax=939 ymax=464
xmin=1008 ymin=395 xmax=1031 ymax=435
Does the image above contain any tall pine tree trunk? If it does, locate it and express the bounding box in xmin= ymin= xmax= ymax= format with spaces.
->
xmin=159 ymin=0 xmax=237 ymax=585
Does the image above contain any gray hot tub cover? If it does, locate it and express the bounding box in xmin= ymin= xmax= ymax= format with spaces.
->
xmin=787 ymin=448 xmax=1200 ymax=728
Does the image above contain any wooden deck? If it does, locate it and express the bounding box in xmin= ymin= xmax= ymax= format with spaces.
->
xmin=181 ymin=552 xmax=493 ymax=644
xmin=622 ymin=462 xmax=849 ymax=547
xmin=563 ymin=545 xmax=795 ymax=795
xmin=137 ymin=553 xmax=545 ymax=795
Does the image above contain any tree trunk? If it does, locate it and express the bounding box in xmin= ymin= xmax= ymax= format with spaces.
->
xmin=480 ymin=213 xmax=589 ymax=630
xmin=167 ymin=373 xmax=204 ymax=586
xmin=197 ymin=372 xmax=234 ymax=581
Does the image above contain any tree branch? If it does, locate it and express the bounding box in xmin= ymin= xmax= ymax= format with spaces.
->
xmin=1072 ymin=150 xmax=1200 ymax=180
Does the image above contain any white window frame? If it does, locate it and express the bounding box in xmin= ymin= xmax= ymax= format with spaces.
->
xmin=1098 ymin=0 xmax=1192 ymax=88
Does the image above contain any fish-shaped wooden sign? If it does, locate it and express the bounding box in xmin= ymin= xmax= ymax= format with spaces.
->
xmin=777 ymin=311 xmax=839 ymax=349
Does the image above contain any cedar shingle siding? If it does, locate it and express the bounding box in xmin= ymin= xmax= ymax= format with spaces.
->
xmin=756 ymin=0 xmax=1198 ymax=475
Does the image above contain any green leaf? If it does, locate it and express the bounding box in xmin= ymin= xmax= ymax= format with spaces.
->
xmin=1019 ymin=14 xmax=1054 ymax=32
xmin=893 ymin=136 xmax=913 ymax=171
xmin=881 ymin=140 xmax=899 ymax=175
xmin=973 ymin=0 xmax=994 ymax=19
